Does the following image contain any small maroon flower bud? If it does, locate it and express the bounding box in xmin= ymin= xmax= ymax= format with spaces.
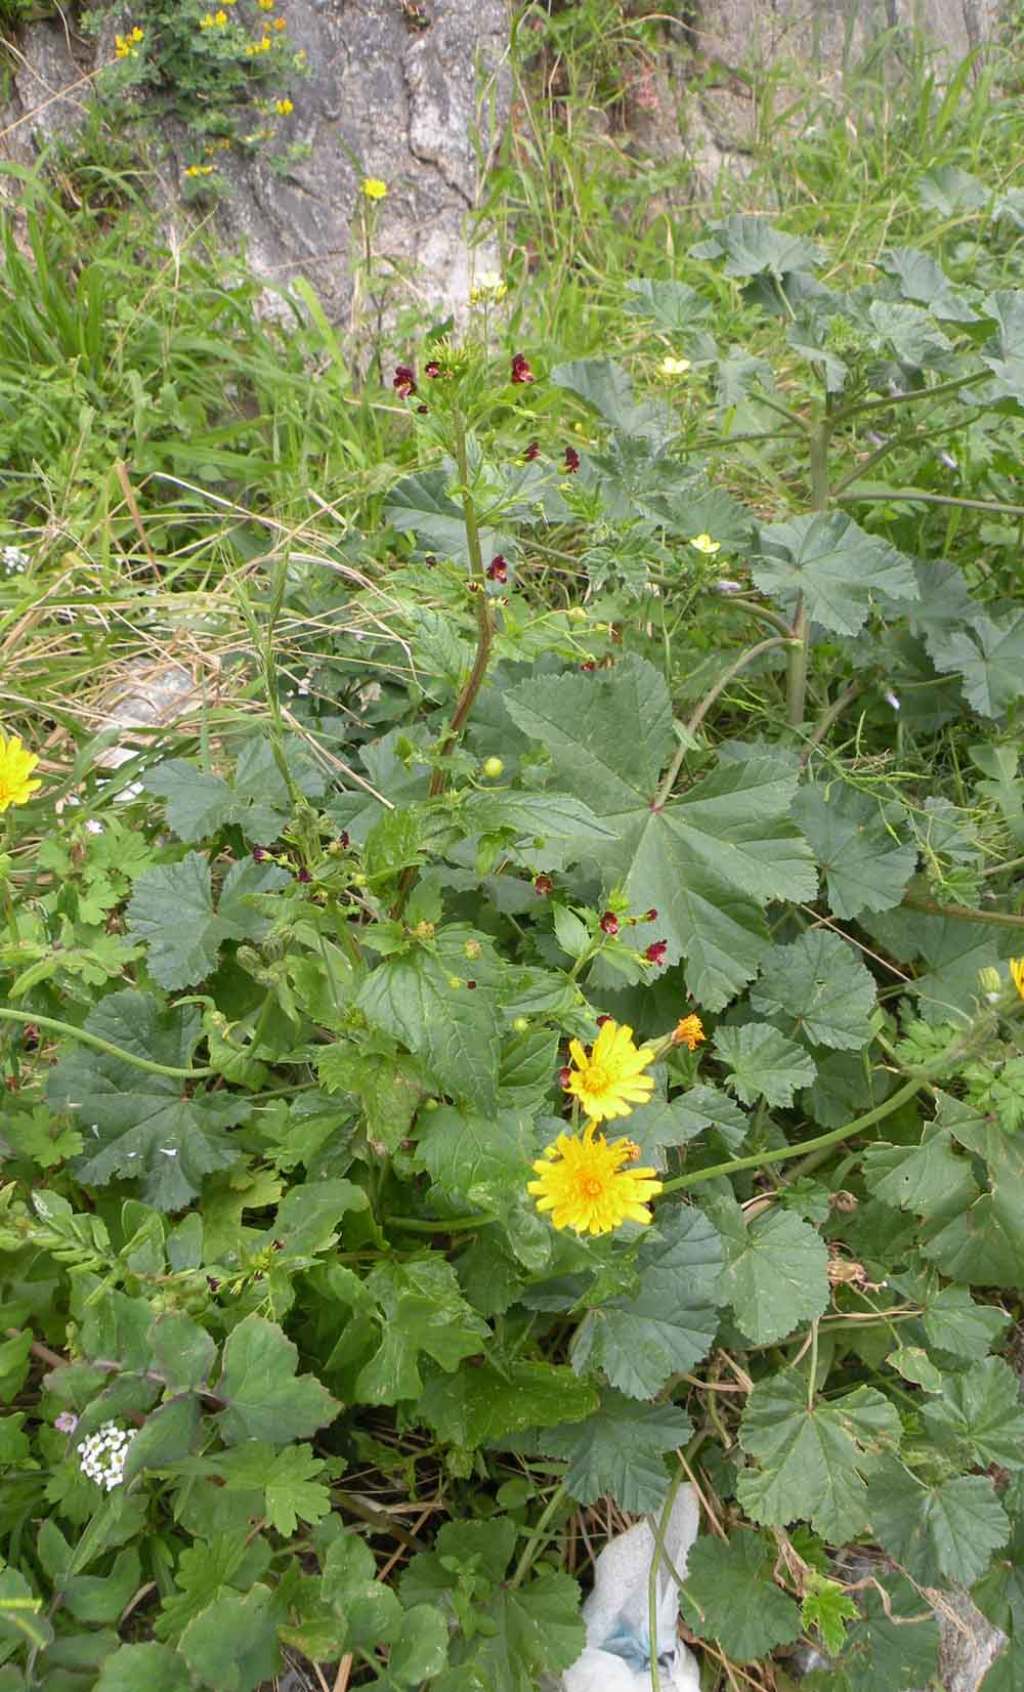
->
xmin=524 ymin=439 xmax=541 ymax=461
xmin=580 ymin=660 xmax=596 ymax=672
xmin=252 ymin=845 xmax=268 ymax=863
xmin=271 ymin=1239 xmax=284 ymax=1251
xmin=207 ymin=1276 xmax=221 ymax=1292
xmin=487 ymin=554 xmax=509 ymax=582
xmin=644 ymin=908 xmax=658 ymax=922
xmin=338 ymin=831 xmax=350 ymax=849
xmin=425 ymin=360 xmax=442 ymax=378
xmin=564 ymin=445 xmax=580 ymax=473
xmin=558 ymin=1065 xmax=572 ymax=1088
xmin=466 ymin=979 xmax=477 ymax=990
xmin=297 ymin=867 xmax=312 ymax=884
xmin=645 ymin=940 xmax=668 ymax=965
xmin=533 ymin=873 xmax=554 ymax=895
xmin=417 ymin=403 xmax=429 ymax=414
xmin=595 ymin=1013 xmax=612 ymax=1027
xmin=599 ymin=911 xmax=619 ymax=936
xmin=393 ymin=364 xmax=417 ymax=398
xmin=467 ymin=579 xmax=481 ymax=593
xmin=511 ymin=352 xmax=535 ymax=384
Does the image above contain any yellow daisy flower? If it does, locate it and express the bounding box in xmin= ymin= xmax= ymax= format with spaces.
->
xmin=0 ymin=732 xmax=42 ymax=812
xmin=1011 ymin=958 xmax=1024 ymax=1001
xmin=528 ymin=1122 xmax=663 ymax=1236
xmin=362 ymin=176 xmax=388 ymax=201
xmin=690 ymin=533 xmax=720 ymax=555
xmin=672 ymin=1013 xmax=706 ymax=1051
xmin=563 ymin=1018 xmax=656 ymax=1122
xmin=274 ymin=97 xmax=294 ymax=114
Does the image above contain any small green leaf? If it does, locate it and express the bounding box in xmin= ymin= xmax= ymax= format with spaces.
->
xmin=862 ymin=1126 xmax=976 ymax=1216
xmin=178 ymin=1585 xmax=280 ymax=1692
xmin=867 ymin=1457 xmax=1008 ymax=1586
xmin=211 ymin=1443 xmax=332 ymax=1536
xmin=388 ymin=1606 xmax=450 ymax=1685
xmin=801 ymin=1573 xmax=860 ymax=1657
xmin=359 ymin=926 xmax=501 ymax=1111
xmin=94 ymin=1642 xmax=191 ymax=1692
xmin=681 ymin=1529 xmax=802 ymax=1662
xmin=720 ymin=1205 xmax=830 ymax=1345
xmin=356 ymin=1258 xmax=489 ymax=1405
xmin=123 ymin=1396 xmax=200 ymax=1480
xmin=126 ymin=854 xmax=287 ymax=990
xmin=752 ymin=512 xmax=918 ymax=636
xmin=216 ymin=1315 xmax=339 ymax=1445
xmin=922 ymin=1357 xmax=1024 ymax=1471
xmin=750 ymin=930 xmax=877 ymax=1050
xmin=537 ymin=1389 xmax=691 ymax=1513
xmin=691 ymin=215 xmax=823 ymax=279
xmin=714 ymin=1023 xmax=817 ymax=1107
xmin=929 ymin=612 xmax=1024 ymax=718
xmin=420 ymin=1360 xmax=597 ymax=1448
xmin=793 ymin=784 xmax=917 ymax=920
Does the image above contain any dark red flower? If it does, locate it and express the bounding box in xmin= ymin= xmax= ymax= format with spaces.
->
xmin=595 ymin=1013 xmax=612 ymax=1027
xmin=393 ymin=364 xmax=417 ymax=398
xmin=416 ymin=404 xmax=429 ymax=414
xmin=511 ymin=352 xmax=535 ymax=384
xmin=252 ymin=845 xmax=268 ymax=863
xmin=339 ymin=831 xmax=350 ymax=849
xmin=524 ymin=439 xmax=540 ymax=461
xmin=580 ymin=660 xmax=596 ymax=672
xmin=533 ymin=873 xmax=554 ymax=896
xmin=425 ymin=360 xmax=442 ymax=378
xmin=564 ymin=445 xmax=580 ymax=473
xmin=599 ymin=911 xmax=619 ymax=936
xmin=466 ymin=979 xmax=477 ymax=990
xmin=297 ymin=867 xmax=312 ymax=884
xmin=558 ymin=1065 xmax=572 ymax=1088
xmin=644 ymin=908 xmax=658 ymax=922
xmin=645 ymin=940 xmax=668 ymax=966
xmin=487 ymin=555 xmax=509 ymax=582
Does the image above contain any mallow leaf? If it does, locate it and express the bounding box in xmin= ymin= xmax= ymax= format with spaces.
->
xmin=216 ymin=1315 xmax=339 ymax=1445
xmin=680 ymin=1530 xmax=802 ymax=1662
xmin=752 ymin=512 xmax=918 ymax=635
xmin=714 ymin=1023 xmax=817 ymax=1107
xmin=719 ymin=1203 xmax=830 ymax=1345
xmin=537 ymin=1390 xmax=692 ymax=1514
xmin=867 ymin=1457 xmax=1008 ymax=1586
xmin=750 ymin=929 xmax=877 ymax=1050
xmin=792 ymin=783 xmax=917 ymax=919
xmin=48 ymin=989 xmax=245 ymax=1210
xmin=126 ymin=854 xmax=288 ymax=990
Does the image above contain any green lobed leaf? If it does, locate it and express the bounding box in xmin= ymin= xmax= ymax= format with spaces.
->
xmin=928 ymin=611 xmax=1024 ymax=718
xmin=680 ymin=1529 xmax=802 ymax=1662
xmin=571 ymin=1204 xmax=724 ymax=1397
xmin=862 ymin=1125 xmax=976 ymax=1217
xmin=215 ymin=1315 xmax=339 ymax=1445
xmin=355 ymin=1257 xmax=490 ymax=1405
xmin=419 ymin=1359 xmax=597 ymax=1448
xmin=750 ymin=930 xmax=877 ymax=1050
xmin=752 ymin=512 xmax=918 ymax=636
xmin=178 ymin=1585 xmax=280 ymax=1692
xmin=48 ymin=990 xmax=245 ymax=1210
xmin=210 ymin=1443 xmax=332 ymax=1536
xmin=792 ymin=784 xmax=917 ymax=920
xmin=358 ymin=926 xmax=501 ymax=1110
xmin=537 ymin=1389 xmax=691 ymax=1513
xmin=922 ymin=1357 xmax=1024 ymax=1471
xmin=737 ymin=1373 xmax=900 ymax=1541
xmin=867 ymin=1457 xmax=1009 ymax=1586
xmin=126 ymin=854 xmax=288 ymax=990
xmin=719 ymin=1203 xmax=830 ymax=1345
xmin=94 ymin=1642 xmax=192 ymax=1692
xmin=714 ymin=1022 xmax=817 ymax=1107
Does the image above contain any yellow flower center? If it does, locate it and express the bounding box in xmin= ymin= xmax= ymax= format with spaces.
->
xmin=581 ymin=1062 xmax=610 ymax=1094
xmin=577 ymin=1172 xmax=605 ymax=1200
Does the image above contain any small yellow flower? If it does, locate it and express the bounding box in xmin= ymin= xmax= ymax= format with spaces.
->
xmin=274 ymin=97 xmax=294 ymax=115
xmin=258 ymin=0 xmax=276 ymax=7
xmin=362 ymin=176 xmax=388 ymax=201
xmin=658 ymin=355 xmax=691 ymax=377
xmin=563 ymin=1019 xmax=656 ymax=1123
xmin=690 ymin=533 xmax=720 ymax=555
xmin=470 ymin=270 xmax=507 ymax=304
xmin=0 ymin=732 xmax=42 ymax=812
xmin=528 ymin=1121 xmax=663 ymax=1236
xmin=199 ymin=11 xmax=215 ymax=25
xmin=1011 ymin=958 xmax=1024 ymax=1002
xmin=130 ymin=25 xmax=144 ymax=40
xmin=672 ymin=1014 xmax=706 ymax=1052
xmin=185 ymin=164 xmax=216 ymax=178
xmin=114 ymin=28 xmax=143 ymax=57
xmin=214 ymin=8 xmax=228 ymax=21
xmin=272 ymin=14 xmax=286 ymax=26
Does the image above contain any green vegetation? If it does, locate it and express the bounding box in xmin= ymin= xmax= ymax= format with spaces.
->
xmin=1 ymin=8 xmax=1023 ymax=1689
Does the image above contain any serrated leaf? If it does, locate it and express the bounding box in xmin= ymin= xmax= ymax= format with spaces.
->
xmin=801 ymin=1574 xmax=860 ymax=1657
xmin=448 ymin=1572 xmax=584 ymax=1692
xmin=913 ymin=1281 xmax=1009 ymax=1358
xmin=919 ymin=1095 xmax=1024 ymax=1287
xmin=691 ymin=215 xmax=822 ymax=279
xmin=814 ymin=1574 xmax=940 ymax=1692
xmin=626 ymin=1084 xmax=749 ymax=1161
xmin=750 ymin=930 xmax=876 ymax=1050
xmin=738 ymin=1374 xmax=900 ymax=1540
xmin=862 ymin=1126 xmax=976 ymax=1216
xmin=928 ymin=612 xmax=1024 ymax=718
xmin=680 ymin=1529 xmax=802 ymax=1662
xmin=868 ymin=300 xmax=954 ymax=369
xmin=538 ymin=1389 xmax=691 ymax=1513
xmin=413 ymin=1107 xmax=533 ymax=1214
xmin=358 ymin=926 xmax=501 ymax=1110
xmin=571 ymin=1205 xmax=724 ymax=1397
xmin=211 ymin=1442 xmax=331 ymax=1537
xmin=922 ymin=1357 xmax=1024 ymax=1471
xmin=878 ymin=248 xmax=977 ymax=322
xmin=48 ymin=990 xmax=244 ymax=1210
xmin=386 ymin=467 xmax=512 ymax=565
xmin=504 ymin=657 xmax=816 ymax=1009
xmin=94 ymin=1642 xmax=189 ymax=1692
xmin=752 ymin=513 xmax=918 ymax=636
xmin=179 ymin=1585 xmax=280 ymax=1692
xmin=145 ymin=737 xmax=324 ymax=845
xmin=420 ymin=1359 xmax=597 ymax=1448
xmin=792 ymin=784 xmax=917 ymax=919
xmin=720 ymin=1205 xmax=830 ymax=1345
xmin=216 ymin=1315 xmax=338 ymax=1445
xmin=126 ymin=854 xmax=288 ymax=990
xmin=551 ymin=358 xmax=675 ymax=442
xmin=867 ymin=1457 xmax=1008 ymax=1586
xmin=919 ymin=164 xmax=988 ymax=214
xmin=714 ymin=1023 xmax=817 ymax=1107
xmin=356 ymin=1257 xmax=489 ymax=1405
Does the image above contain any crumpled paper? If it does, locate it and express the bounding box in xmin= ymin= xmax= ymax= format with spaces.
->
xmin=562 ymin=1487 xmax=702 ymax=1691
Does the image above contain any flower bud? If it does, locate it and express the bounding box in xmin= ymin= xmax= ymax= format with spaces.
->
xmin=482 ymin=756 xmax=504 ymax=779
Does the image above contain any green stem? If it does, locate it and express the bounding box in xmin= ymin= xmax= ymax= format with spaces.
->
xmin=798 ymin=679 xmax=863 ymax=766
xmin=509 ymin=1481 xmax=568 ymax=1590
xmin=787 ymin=417 xmax=831 ymax=729
xmin=0 ymin=1008 xmax=213 ymax=1080
xmin=836 ymin=487 xmax=1024 ymax=518
xmin=901 ymin=894 xmax=1024 ymax=930
xmin=427 ymin=412 xmax=493 ymax=799
xmin=830 ymin=367 xmax=989 ymax=424
xmin=648 ymin=1464 xmax=688 ymax=1692
xmin=684 ymin=635 xmax=794 ymax=741
xmin=658 ymin=1072 xmax=925 ymax=1196
xmin=715 ymin=597 xmax=795 ymax=639
xmin=387 ymin=1211 xmax=496 ymax=1234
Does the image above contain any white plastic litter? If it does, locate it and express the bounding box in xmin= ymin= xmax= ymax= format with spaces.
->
xmin=562 ymin=1487 xmax=702 ymax=1691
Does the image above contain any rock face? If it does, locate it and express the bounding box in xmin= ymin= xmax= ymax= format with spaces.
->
xmin=1 ymin=0 xmax=509 ymax=322
xmin=694 ymin=0 xmax=1003 ymax=70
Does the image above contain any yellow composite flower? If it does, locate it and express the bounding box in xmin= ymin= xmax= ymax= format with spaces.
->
xmin=274 ymin=97 xmax=294 ymax=114
xmin=362 ymin=176 xmax=388 ymax=201
xmin=1011 ymin=958 xmax=1024 ymax=1001
xmin=672 ymin=1013 xmax=706 ymax=1052
xmin=563 ymin=1018 xmax=656 ymax=1122
xmin=690 ymin=532 xmax=720 ymax=555
xmin=528 ymin=1122 xmax=663 ymax=1236
xmin=658 ymin=355 xmax=691 ymax=377
xmin=0 ymin=732 xmax=42 ymax=812
xmin=258 ymin=0 xmax=275 ymax=8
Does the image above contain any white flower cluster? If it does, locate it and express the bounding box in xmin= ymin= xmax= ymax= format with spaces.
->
xmin=1 ymin=546 xmax=29 ymax=576
xmin=77 ymin=1421 xmax=133 ymax=1491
